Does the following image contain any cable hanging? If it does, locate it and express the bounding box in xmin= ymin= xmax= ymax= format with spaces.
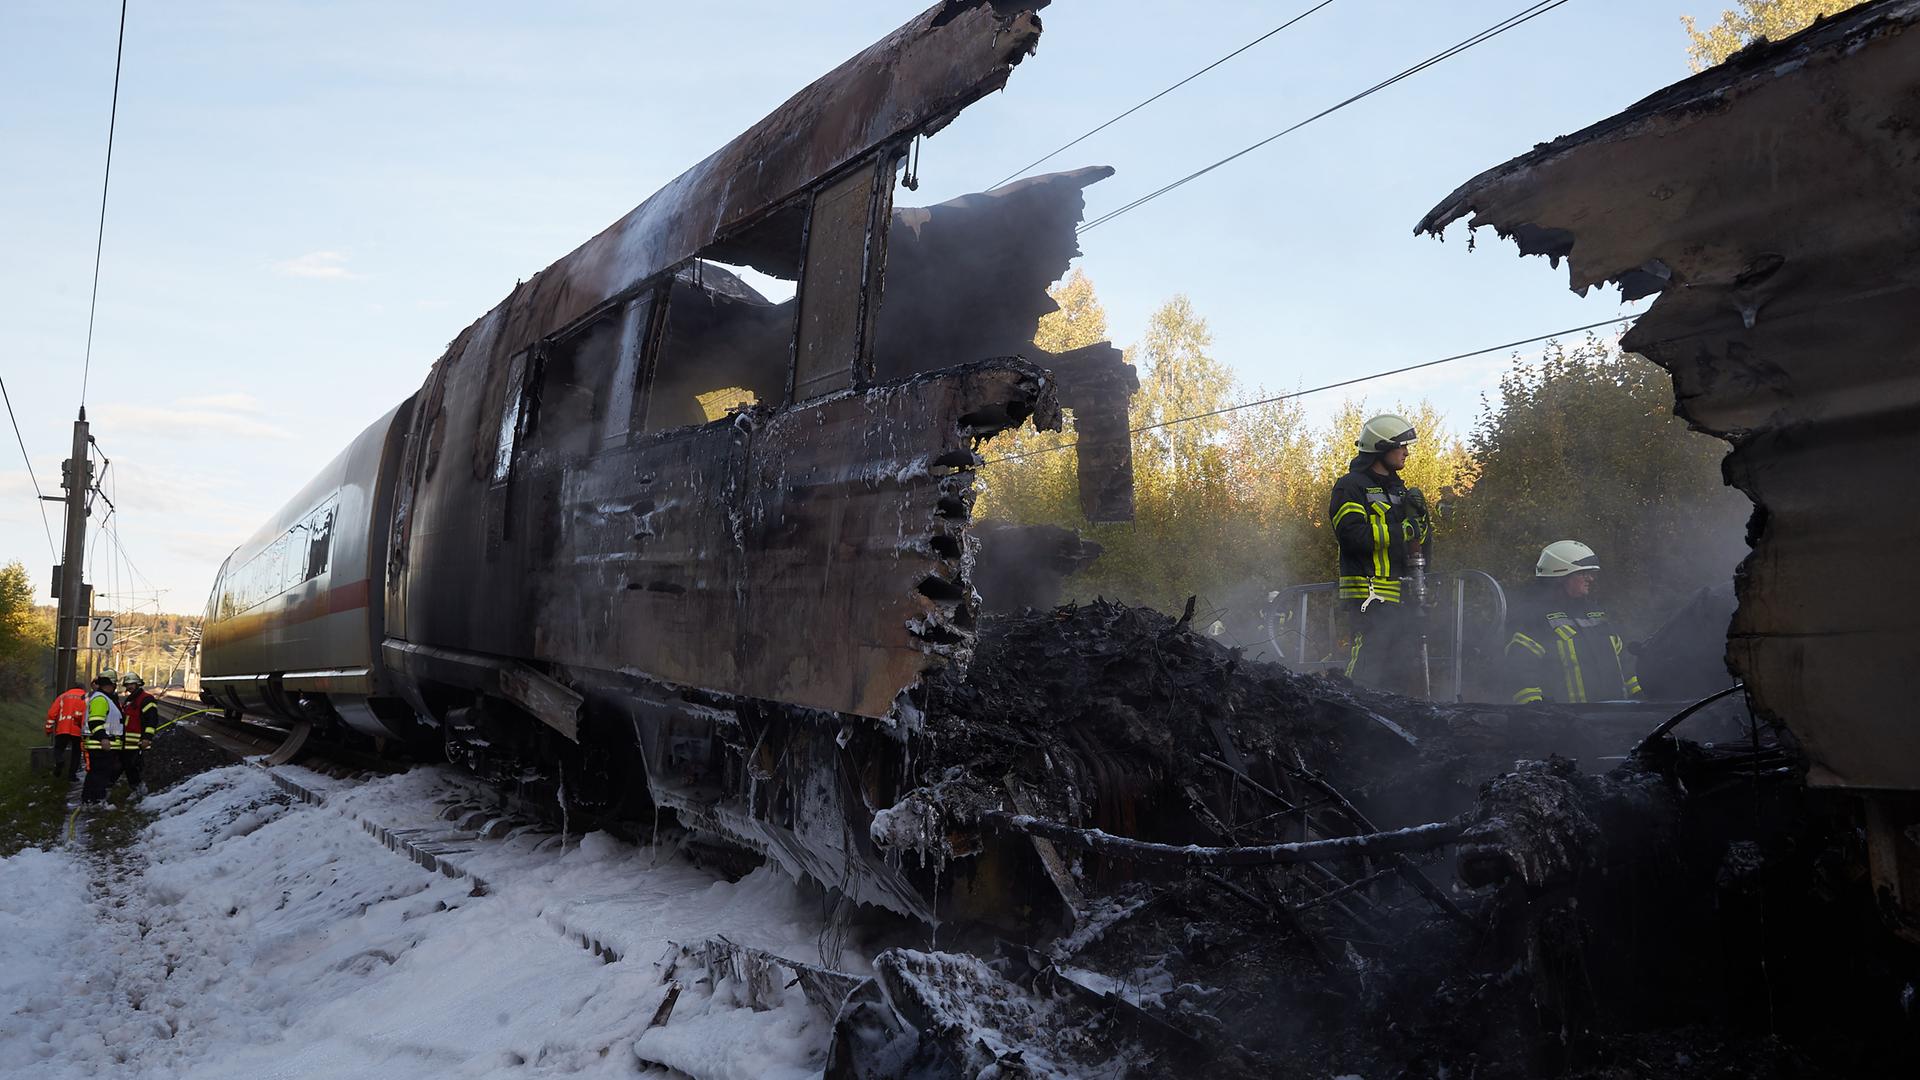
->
xmin=1 ymin=376 xmax=60 ymax=559
xmin=79 ymin=0 xmax=130 ymax=409
xmin=985 ymin=312 xmax=1638 ymax=465
xmin=988 ymin=0 xmax=1339 ymax=189
xmin=1079 ymin=0 xmax=1577 ymax=234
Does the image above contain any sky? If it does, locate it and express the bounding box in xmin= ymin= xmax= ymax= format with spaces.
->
xmin=0 ymin=1 xmax=1713 ymax=613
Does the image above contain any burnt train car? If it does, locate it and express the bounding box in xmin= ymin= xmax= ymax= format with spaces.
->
xmin=201 ymin=1 xmax=1133 ymax=920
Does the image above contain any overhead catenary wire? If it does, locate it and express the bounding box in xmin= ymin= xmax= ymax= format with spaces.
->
xmin=0 ymin=376 xmax=60 ymax=559
xmin=1078 ymin=0 xmax=1577 ymax=234
xmin=984 ymin=313 xmax=1639 ymax=465
xmin=79 ymin=0 xmax=131 ymax=409
xmin=987 ymin=0 xmax=1339 ymax=189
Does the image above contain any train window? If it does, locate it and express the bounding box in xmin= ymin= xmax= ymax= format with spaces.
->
xmin=492 ymin=351 xmax=527 ymax=483
xmin=217 ymin=497 xmax=337 ymax=616
xmin=639 ymin=199 xmax=805 ymax=435
xmin=525 ymin=309 xmax=624 ymax=459
xmin=642 ymin=260 xmax=797 ymax=433
xmin=304 ymin=505 xmax=333 ymax=581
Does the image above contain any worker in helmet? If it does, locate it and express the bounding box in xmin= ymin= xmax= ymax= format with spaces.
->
xmin=1506 ymin=540 xmax=1643 ymax=705
xmin=118 ymin=672 xmax=159 ymax=796
xmin=1328 ymin=414 xmax=1433 ymax=695
xmin=45 ymin=681 xmax=88 ymax=781
xmin=80 ymin=671 xmax=126 ymax=805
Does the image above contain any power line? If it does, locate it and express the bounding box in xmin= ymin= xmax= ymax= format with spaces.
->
xmin=1079 ymin=0 xmax=1576 ymax=234
xmin=79 ymin=0 xmax=130 ymax=409
xmin=984 ymin=313 xmax=1638 ymax=465
xmin=988 ymin=0 xmax=1339 ymax=189
xmin=0 ymin=376 xmax=60 ymax=559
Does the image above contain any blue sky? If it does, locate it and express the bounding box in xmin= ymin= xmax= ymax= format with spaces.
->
xmin=1 ymin=1 xmax=1707 ymax=612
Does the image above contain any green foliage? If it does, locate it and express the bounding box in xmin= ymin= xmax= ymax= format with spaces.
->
xmin=0 ymin=562 xmax=50 ymax=699
xmin=977 ymin=281 xmax=1473 ymax=613
xmin=1682 ymin=0 xmax=1860 ymax=70
xmin=980 ymin=277 xmax=1745 ymax=640
xmin=1446 ymin=336 xmax=1748 ymax=633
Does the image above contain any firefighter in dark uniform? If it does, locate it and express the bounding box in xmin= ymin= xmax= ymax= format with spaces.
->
xmin=1506 ymin=540 xmax=1644 ymax=704
xmin=1329 ymin=414 xmax=1432 ymax=695
xmin=119 ymin=672 xmax=159 ymax=795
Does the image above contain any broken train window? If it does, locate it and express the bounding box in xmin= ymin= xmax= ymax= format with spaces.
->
xmin=637 ymin=150 xmax=897 ymax=432
xmin=639 ymin=202 xmax=805 ymax=434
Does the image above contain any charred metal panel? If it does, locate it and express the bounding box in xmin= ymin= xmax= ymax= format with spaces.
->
xmin=793 ymin=162 xmax=884 ymax=401
xmin=529 ymin=359 xmax=1059 ymax=719
xmin=1417 ymin=0 xmax=1920 ymax=789
xmin=443 ymin=0 xmax=1042 ymax=362
xmin=878 ymin=166 xmax=1137 ymax=521
xmin=387 ymin=1 xmax=1053 ymax=702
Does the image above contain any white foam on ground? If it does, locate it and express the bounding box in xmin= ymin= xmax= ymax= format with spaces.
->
xmin=0 ymin=764 xmax=845 ymax=1079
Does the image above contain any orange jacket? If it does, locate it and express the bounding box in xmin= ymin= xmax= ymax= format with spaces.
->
xmin=46 ymin=688 xmax=87 ymax=737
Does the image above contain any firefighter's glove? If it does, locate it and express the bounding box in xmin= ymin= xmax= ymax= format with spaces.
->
xmin=1404 ymin=487 xmax=1428 ymax=520
xmin=1402 ymin=487 xmax=1431 ymax=544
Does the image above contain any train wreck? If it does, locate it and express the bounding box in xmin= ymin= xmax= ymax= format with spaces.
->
xmin=189 ymin=1 xmax=1920 ymax=1075
xmin=1417 ymin=0 xmax=1920 ymax=937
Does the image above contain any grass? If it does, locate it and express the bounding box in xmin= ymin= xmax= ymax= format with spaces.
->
xmin=0 ymin=697 xmax=69 ymax=855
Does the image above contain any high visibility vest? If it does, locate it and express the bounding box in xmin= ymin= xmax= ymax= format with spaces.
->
xmin=119 ymin=692 xmax=159 ymax=751
xmin=84 ymin=692 xmax=124 ymax=751
xmin=46 ymin=689 xmax=87 ymax=737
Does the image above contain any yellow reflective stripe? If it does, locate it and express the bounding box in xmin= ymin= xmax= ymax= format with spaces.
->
xmin=1513 ymin=687 xmax=1544 ymax=704
xmin=1509 ymin=632 xmax=1546 ymax=658
xmin=1369 ymin=504 xmax=1390 ymax=578
xmin=1333 ymin=502 xmax=1367 ymax=526
xmin=1554 ymin=626 xmax=1586 ymax=702
xmin=1625 ymin=675 xmax=1643 ymax=697
xmin=1346 ymin=633 xmax=1364 ymax=677
xmin=1610 ymin=635 xmax=1624 ymax=657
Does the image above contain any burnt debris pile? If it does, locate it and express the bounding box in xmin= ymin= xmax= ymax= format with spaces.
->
xmin=846 ymin=600 xmax=1919 ymax=1078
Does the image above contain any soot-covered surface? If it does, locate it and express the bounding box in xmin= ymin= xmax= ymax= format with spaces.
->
xmin=862 ymin=602 xmax=1919 ymax=1077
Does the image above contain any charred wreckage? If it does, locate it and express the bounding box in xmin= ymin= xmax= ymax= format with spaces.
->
xmin=199 ymin=2 xmax=1919 ymax=1076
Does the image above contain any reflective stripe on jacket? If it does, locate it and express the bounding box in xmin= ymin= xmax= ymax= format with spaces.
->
xmin=84 ymin=691 xmax=125 ymax=750
xmin=1328 ymin=455 xmax=1431 ymax=605
xmin=1506 ymin=607 xmax=1642 ymax=705
xmin=120 ymin=691 xmax=159 ymax=750
xmin=47 ymin=689 xmax=87 ymax=737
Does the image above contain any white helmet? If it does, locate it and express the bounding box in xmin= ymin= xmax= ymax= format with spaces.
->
xmin=123 ymin=672 xmax=145 ymax=689
xmin=1355 ymin=414 xmax=1418 ymax=454
xmin=1535 ymin=540 xmax=1600 ymax=578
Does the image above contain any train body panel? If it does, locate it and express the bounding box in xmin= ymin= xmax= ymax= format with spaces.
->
xmin=199 ymin=2 xmax=1117 ymax=921
xmin=202 ymin=399 xmax=416 ymax=737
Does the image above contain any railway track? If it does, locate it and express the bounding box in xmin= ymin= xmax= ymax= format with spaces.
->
xmin=152 ymin=694 xmax=401 ymax=778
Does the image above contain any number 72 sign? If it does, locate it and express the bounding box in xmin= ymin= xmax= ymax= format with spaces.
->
xmin=88 ymin=616 xmax=115 ymax=651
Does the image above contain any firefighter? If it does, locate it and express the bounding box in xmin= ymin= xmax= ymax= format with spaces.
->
xmin=1329 ymin=414 xmax=1433 ymax=695
xmin=119 ymin=672 xmax=159 ymax=796
xmin=45 ymin=681 xmax=88 ymax=781
xmin=1506 ymin=540 xmax=1644 ymax=705
xmin=79 ymin=672 xmax=126 ymax=805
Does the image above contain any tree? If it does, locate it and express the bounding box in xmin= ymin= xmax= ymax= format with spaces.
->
xmin=0 ymin=561 xmax=51 ymax=698
xmin=974 ymin=269 xmax=1108 ymax=525
xmin=1443 ymin=335 xmax=1748 ymax=634
xmin=1682 ymin=1 xmax=1860 ymax=70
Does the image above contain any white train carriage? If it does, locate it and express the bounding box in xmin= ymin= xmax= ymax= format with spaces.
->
xmin=201 ymin=399 xmax=419 ymax=740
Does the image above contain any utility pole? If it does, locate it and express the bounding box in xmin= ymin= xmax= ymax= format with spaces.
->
xmin=53 ymin=408 xmax=92 ymax=691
